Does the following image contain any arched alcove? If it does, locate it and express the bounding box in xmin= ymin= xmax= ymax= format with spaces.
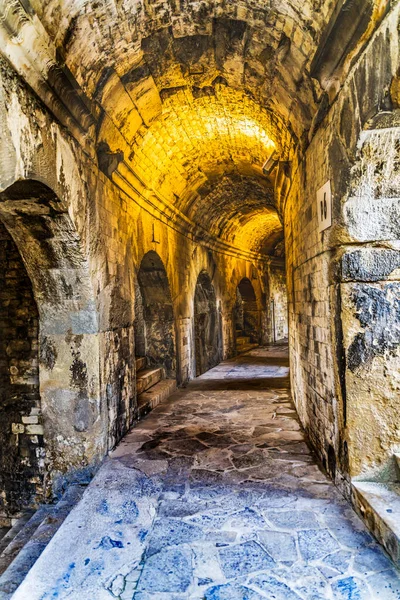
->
xmin=0 ymin=180 xmax=103 ymax=517
xmin=194 ymin=271 xmax=222 ymax=376
xmin=133 ymin=277 xmax=146 ymax=359
xmin=0 ymin=222 xmax=42 ymax=517
xmin=136 ymin=251 xmax=176 ymax=377
xmin=235 ymin=278 xmax=260 ymax=344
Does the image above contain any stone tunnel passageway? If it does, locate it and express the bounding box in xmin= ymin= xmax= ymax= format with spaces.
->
xmin=12 ymin=347 xmax=400 ymax=600
xmin=3 ymin=1 xmax=400 ymax=588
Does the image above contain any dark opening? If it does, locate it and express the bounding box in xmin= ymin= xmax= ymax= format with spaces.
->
xmin=136 ymin=251 xmax=176 ymax=377
xmin=194 ymin=271 xmax=222 ymax=376
xmin=0 ymin=222 xmax=44 ymax=518
xmin=235 ymin=278 xmax=260 ymax=343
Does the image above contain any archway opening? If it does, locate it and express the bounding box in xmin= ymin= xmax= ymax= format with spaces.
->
xmin=194 ymin=271 xmax=222 ymax=377
xmin=136 ymin=251 xmax=176 ymax=377
xmin=133 ymin=277 xmax=146 ymax=359
xmin=235 ymin=278 xmax=260 ymax=346
xmin=0 ymin=222 xmax=43 ymax=520
xmin=0 ymin=179 xmax=103 ymax=511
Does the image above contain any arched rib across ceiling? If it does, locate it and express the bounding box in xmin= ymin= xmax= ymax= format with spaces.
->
xmin=130 ymin=85 xmax=286 ymax=207
xmin=189 ymin=175 xmax=282 ymax=254
xmin=32 ymin=0 xmax=335 ymax=137
xmin=124 ymin=83 xmax=285 ymax=254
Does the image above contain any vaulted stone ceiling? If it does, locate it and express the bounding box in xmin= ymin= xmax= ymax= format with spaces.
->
xmin=25 ymin=0 xmax=377 ymax=256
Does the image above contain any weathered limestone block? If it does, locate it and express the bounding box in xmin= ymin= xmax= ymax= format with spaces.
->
xmin=341 ymin=280 xmax=400 ymax=475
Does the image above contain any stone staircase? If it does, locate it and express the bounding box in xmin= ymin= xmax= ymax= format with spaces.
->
xmin=0 ymin=484 xmax=86 ymax=599
xmin=235 ymin=329 xmax=258 ymax=354
xmin=352 ymin=454 xmax=400 ymax=567
xmin=136 ymin=357 xmax=176 ymax=419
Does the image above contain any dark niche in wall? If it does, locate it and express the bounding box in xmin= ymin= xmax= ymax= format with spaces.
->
xmin=194 ymin=271 xmax=222 ymax=377
xmin=235 ymin=277 xmax=260 ymax=343
xmin=135 ymin=251 xmax=176 ymax=377
xmin=0 ymin=222 xmax=44 ymax=518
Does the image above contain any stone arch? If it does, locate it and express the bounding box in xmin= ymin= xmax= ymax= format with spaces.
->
xmin=235 ymin=277 xmax=260 ymax=343
xmin=193 ymin=270 xmax=222 ymax=377
xmin=0 ymin=179 xmax=103 ymax=517
xmin=136 ymin=250 xmax=176 ymax=377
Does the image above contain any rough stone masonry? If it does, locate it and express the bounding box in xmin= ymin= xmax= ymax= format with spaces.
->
xmin=0 ymin=0 xmax=399 ymax=583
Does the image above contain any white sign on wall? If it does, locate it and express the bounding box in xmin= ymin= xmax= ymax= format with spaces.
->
xmin=317 ymin=180 xmax=332 ymax=233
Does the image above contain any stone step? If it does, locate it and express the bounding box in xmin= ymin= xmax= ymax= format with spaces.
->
xmin=236 ymin=336 xmax=251 ymax=345
xmin=236 ymin=343 xmax=259 ymax=355
xmin=0 ymin=485 xmax=86 ymax=599
xmin=0 ymin=513 xmax=34 ymax=558
xmin=352 ymin=481 xmax=400 ymax=567
xmin=135 ymin=356 xmax=147 ymax=372
xmin=138 ymin=379 xmax=177 ymax=419
xmin=136 ymin=367 xmax=164 ymax=395
xmin=0 ymin=507 xmax=53 ymax=577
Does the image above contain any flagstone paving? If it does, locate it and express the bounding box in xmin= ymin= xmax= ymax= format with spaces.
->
xmin=12 ymin=347 xmax=400 ymax=599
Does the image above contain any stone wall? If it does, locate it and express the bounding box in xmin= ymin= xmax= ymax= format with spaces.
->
xmin=0 ymin=53 xmax=272 ymax=507
xmin=341 ymin=126 xmax=400 ymax=480
xmin=285 ymin=4 xmax=400 ymax=488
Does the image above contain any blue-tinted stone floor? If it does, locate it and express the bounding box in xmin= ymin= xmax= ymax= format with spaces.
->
xmin=13 ymin=347 xmax=400 ymax=600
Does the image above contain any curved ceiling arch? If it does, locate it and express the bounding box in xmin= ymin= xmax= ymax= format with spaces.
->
xmin=29 ymin=0 xmax=339 ymax=258
xmin=129 ymin=85 xmax=287 ymax=205
xmin=32 ymin=0 xmax=334 ymax=137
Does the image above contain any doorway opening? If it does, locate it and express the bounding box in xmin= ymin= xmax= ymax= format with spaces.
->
xmin=234 ymin=278 xmax=260 ymax=353
xmin=135 ymin=251 xmax=176 ymax=377
xmin=0 ymin=222 xmax=43 ymax=520
xmin=194 ymin=271 xmax=222 ymax=376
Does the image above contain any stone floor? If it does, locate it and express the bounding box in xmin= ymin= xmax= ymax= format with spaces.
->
xmin=12 ymin=347 xmax=400 ymax=599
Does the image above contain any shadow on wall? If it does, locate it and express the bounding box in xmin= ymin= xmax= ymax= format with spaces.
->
xmin=135 ymin=251 xmax=176 ymax=377
xmin=194 ymin=271 xmax=223 ymax=377
xmin=235 ymin=278 xmax=260 ymax=343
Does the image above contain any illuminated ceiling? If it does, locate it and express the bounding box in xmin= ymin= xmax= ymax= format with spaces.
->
xmin=29 ymin=0 xmax=341 ymax=257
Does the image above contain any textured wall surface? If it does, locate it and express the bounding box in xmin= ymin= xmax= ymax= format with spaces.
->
xmin=286 ymin=5 xmax=400 ymax=488
xmin=0 ymin=0 xmax=398 ymax=520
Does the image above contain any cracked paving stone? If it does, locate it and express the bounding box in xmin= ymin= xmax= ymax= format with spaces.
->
xmin=203 ymin=583 xmax=265 ymax=599
xmin=218 ymin=540 xmax=275 ymax=578
xmin=298 ymin=529 xmax=340 ymax=561
xmin=228 ymin=507 xmax=266 ymax=529
xmin=354 ymin=545 xmax=394 ymax=574
xmin=264 ymin=509 xmax=320 ymax=530
xmin=145 ymin=518 xmax=203 ymax=556
xmin=322 ymin=549 xmax=353 ymax=574
xmin=367 ymin=570 xmax=400 ymax=599
xmin=257 ymin=530 xmax=298 ymax=562
xmin=331 ymin=576 xmax=370 ymax=600
xmin=250 ymin=574 xmax=303 ymax=599
xmin=12 ymin=348 xmax=400 ymax=600
xmin=137 ymin=547 xmax=192 ymax=593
